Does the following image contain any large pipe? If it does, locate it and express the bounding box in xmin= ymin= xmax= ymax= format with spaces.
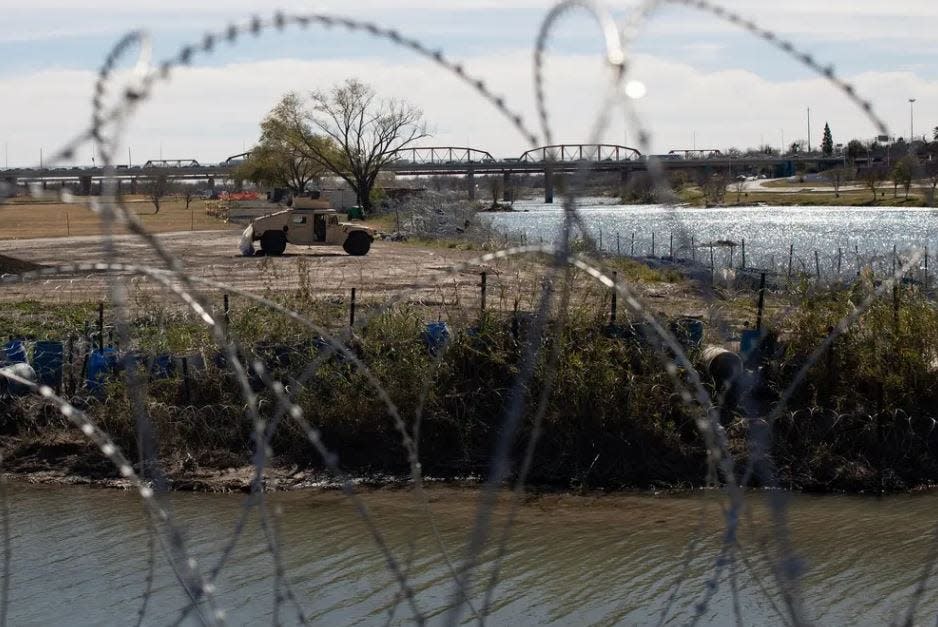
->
xmin=701 ymin=345 xmax=743 ymax=389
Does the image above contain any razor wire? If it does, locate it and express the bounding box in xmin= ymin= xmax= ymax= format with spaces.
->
xmin=0 ymin=1 xmax=934 ymax=626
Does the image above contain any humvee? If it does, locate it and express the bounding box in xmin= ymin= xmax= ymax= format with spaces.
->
xmin=240 ymin=198 xmax=375 ymax=257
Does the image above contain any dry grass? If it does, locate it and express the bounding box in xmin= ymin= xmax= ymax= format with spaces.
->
xmin=0 ymin=195 xmax=238 ymax=240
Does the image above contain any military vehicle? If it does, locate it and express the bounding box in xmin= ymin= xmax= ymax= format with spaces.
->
xmin=239 ymin=198 xmax=375 ymax=257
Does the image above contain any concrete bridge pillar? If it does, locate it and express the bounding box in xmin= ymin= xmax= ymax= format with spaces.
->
xmin=467 ymin=167 xmax=475 ymax=201
xmin=619 ymin=168 xmax=630 ymax=195
xmin=207 ymin=176 xmax=215 ymax=193
xmin=130 ymin=178 xmax=137 ymax=195
xmin=79 ymin=175 xmax=92 ymax=196
xmin=2 ymin=176 xmax=17 ymax=198
xmin=502 ymin=171 xmax=512 ymax=203
xmin=544 ymin=166 xmax=554 ymax=204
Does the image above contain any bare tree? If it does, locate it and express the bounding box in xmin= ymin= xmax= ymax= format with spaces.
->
xmin=700 ymin=172 xmax=729 ymax=205
xmin=183 ymin=186 xmax=195 ymax=209
xmin=824 ymin=167 xmax=850 ymax=198
xmin=861 ymin=167 xmax=885 ymax=202
xmin=926 ymin=161 xmax=938 ymax=206
xmin=147 ymin=175 xmax=169 ymax=215
xmin=290 ymin=79 xmax=429 ymax=215
xmin=733 ymin=176 xmax=746 ymax=203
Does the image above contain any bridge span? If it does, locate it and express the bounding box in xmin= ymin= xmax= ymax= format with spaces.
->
xmin=2 ymin=143 xmax=844 ymax=204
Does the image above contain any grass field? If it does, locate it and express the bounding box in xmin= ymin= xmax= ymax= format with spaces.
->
xmin=728 ymin=189 xmax=926 ymax=207
xmin=0 ymin=195 xmax=237 ymax=240
xmin=677 ymin=186 xmax=929 ymax=207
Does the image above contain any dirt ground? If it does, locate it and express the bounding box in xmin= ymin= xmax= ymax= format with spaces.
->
xmin=0 ymin=196 xmax=239 ymax=240
xmin=0 ymin=226 xmax=718 ymax=326
xmin=0 ymin=230 xmax=498 ymax=305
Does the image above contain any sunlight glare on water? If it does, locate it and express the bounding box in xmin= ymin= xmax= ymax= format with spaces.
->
xmin=482 ymin=199 xmax=938 ymax=274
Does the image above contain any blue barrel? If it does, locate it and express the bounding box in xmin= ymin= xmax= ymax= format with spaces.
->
xmin=86 ymin=348 xmax=118 ymax=395
xmin=2 ymin=340 xmax=26 ymax=365
xmin=33 ymin=341 xmax=64 ymax=390
xmin=740 ymin=329 xmax=763 ymax=356
xmin=422 ymin=322 xmax=450 ymax=355
xmin=671 ymin=318 xmax=704 ymax=348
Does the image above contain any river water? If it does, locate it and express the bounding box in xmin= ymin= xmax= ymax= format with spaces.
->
xmin=481 ymin=200 xmax=938 ymax=275
xmin=6 ymin=482 xmax=938 ymax=625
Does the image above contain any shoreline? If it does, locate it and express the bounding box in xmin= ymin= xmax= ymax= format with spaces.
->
xmin=3 ymin=436 xmax=936 ymax=497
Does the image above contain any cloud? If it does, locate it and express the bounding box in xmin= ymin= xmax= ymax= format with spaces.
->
xmin=3 ymin=0 xmax=937 ymax=45
xmin=0 ymin=50 xmax=933 ymax=168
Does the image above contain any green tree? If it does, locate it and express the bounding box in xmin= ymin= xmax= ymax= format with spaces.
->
xmin=285 ymin=79 xmax=429 ymax=215
xmin=933 ymin=126 xmax=938 ymax=142
xmin=234 ymin=94 xmax=332 ymax=193
xmin=821 ymin=123 xmax=834 ymax=156
xmin=892 ymin=156 xmax=918 ymax=200
xmin=846 ymin=139 xmax=866 ymax=164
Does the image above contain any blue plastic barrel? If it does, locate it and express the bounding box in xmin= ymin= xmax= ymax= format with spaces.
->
xmin=86 ymin=348 xmax=118 ymax=395
xmin=2 ymin=340 xmax=27 ymax=365
xmin=740 ymin=329 xmax=763 ymax=356
xmin=422 ymin=322 xmax=450 ymax=355
xmin=33 ymin=341 xmax=64 ymax=390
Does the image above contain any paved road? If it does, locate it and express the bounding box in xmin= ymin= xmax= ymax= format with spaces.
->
xmin=735 ymin=177 xmax=870 ymax=193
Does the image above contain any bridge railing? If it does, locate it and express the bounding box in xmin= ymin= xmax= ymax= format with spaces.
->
xmin=224 ymin=152 xmax=253 ymax=164
xmin=518 ymin=144 xmax=641 ymax=164
xmin=392 ymin=147 xmax=496 ymax=165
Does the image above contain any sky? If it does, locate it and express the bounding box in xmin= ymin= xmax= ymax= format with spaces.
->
xmin=0 ymin=0 xmax=936 ymax=167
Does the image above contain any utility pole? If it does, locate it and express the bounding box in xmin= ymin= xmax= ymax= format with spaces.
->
xmin=909 ymin=98 xmax=916 ymax=142
xmin=807 ymin=107 xmax=812 ymax=152
xmin=128 ymin=147 xmax=132 ymax=168
xmin=39 ymin=147 xmax=43 ymax=169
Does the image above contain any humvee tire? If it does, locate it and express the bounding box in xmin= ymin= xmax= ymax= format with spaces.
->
xmin=260 ymin=230 xmax=287 ymax=256
xmin=343 ymin=231 xmax=372 ymax=256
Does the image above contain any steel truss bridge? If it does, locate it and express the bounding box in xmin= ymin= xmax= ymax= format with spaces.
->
xmin=3 ymin=143 xmax=845 ymax=203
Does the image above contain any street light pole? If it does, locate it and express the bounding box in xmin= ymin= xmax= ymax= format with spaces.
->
xmin=807 ymin=107 xmax=812 ymax=152
xmin=909 ymin=98 xmax=916 ymax=142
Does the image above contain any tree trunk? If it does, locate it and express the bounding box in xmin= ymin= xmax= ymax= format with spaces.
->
xmin=357 ymin=178 xmax=373 ymax=215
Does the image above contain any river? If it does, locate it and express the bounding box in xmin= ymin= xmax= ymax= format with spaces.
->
xmin=5 ymin=482 xmax=937 ymax=625
xmin=481 ymin=200 xmax=938 ymax=276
